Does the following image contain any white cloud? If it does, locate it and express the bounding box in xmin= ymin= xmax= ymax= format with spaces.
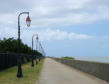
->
xmin=0 ymin=27 xmax=17 ymax=39
xmin=30 ymin=0 xmax=109 ymax=27
xmin=0 ymin=13 xmax=17 ymax=25
xmin=0 ymin=0 xmax=109 ymax=28
xmin=37 ymin=29 xmax=93 ymax=41
xmin=0 ymin=27 xmax=93 ymax=42
xmin=20 ymin=29 xmax=93 ymax=42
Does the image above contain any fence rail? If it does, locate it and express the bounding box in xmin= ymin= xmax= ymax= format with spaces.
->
xmin=0 ymin=53 xmax=40 ymax=71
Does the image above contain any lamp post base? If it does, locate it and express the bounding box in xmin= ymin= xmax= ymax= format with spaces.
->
xmin=17 ymin=55 xmax=23 ymax=78
xmin=36 ymin=58 xmax=39 ymax=64
xmin=17 ymin=72 xmax=23 ymax=78
xmin=32 ymin=57 xmax=34 ymax=67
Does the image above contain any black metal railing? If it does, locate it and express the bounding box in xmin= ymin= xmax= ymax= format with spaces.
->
xmin=0 ymin=53 xmax=39 ymax=71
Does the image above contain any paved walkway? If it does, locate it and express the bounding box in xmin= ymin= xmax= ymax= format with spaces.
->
xmin=37 ymin=58 xmax=109 ymax=84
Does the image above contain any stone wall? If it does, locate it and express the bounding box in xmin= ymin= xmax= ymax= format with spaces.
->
xmin=53 ymin=58 xmax=109 ymax=82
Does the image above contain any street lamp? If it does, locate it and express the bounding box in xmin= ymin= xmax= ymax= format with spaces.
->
xmin=32 ymin=34 xmax=39 ymax=65
xmin=26 ymin=15 xmax=31 ymax=27
xmin=17 ymin=12 xmax=31 ymax=78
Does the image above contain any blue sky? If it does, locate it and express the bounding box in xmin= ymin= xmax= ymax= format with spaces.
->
xmin=0 ymin=0 xmax=109 ymax=62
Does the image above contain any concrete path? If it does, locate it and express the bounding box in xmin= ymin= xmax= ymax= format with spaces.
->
xmin=37 ymin=58 xmax=109 ymax=84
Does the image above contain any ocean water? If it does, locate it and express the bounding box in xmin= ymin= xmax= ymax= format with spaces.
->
xmin=74 ymin=56 xmax=109 ymax=63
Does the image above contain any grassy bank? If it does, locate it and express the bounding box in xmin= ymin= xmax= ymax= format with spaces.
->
xmin=62 ymin=56 xmax=75 ymax=60
xmin=0 ymin=60 xmax=44 ymax=84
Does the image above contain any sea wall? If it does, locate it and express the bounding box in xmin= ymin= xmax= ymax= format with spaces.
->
xmin=53 ymin=58 xmax=109 ymax=82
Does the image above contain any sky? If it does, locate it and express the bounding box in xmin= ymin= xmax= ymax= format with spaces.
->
xmin=0 ymin=0 xmax=109 ymax=62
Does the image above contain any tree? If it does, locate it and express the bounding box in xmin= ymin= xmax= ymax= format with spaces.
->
xmin=0 ymin=38 xmax=42 ymax=56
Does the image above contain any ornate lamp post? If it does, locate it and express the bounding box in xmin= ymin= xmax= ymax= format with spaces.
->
xmin=17 ymin=12 xmax=31 ymax=78
xmin=32 ymin=34 xmax=39 ymax=65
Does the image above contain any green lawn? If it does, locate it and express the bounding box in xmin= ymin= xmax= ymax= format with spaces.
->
xmin=0 ymin=60 xmax=44 ymax=84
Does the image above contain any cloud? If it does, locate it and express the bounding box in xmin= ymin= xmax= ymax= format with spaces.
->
xmin=0 ymin=27 xmax=17 ymax=40
xmin=31 ymin=0 xmax=109 ymax=27
xmin=37 ymin=29 xmax=93 ymax=41
xmin=0 ymin=0 xmax=36 ymax=14
xmin=0 ymin=13 xmax=17 ymax=25
xmin=0 ymin=27 xmax=93 ymax=42
xmin=0 ymin=0 xmax=109 ymax=28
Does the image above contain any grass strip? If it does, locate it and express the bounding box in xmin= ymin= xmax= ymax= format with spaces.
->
xmin=0 ymin=60 xmax=44 ymax=84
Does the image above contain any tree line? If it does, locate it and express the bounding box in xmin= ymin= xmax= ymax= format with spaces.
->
xmin=0 ymin=38 xmax=42 ymax=56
